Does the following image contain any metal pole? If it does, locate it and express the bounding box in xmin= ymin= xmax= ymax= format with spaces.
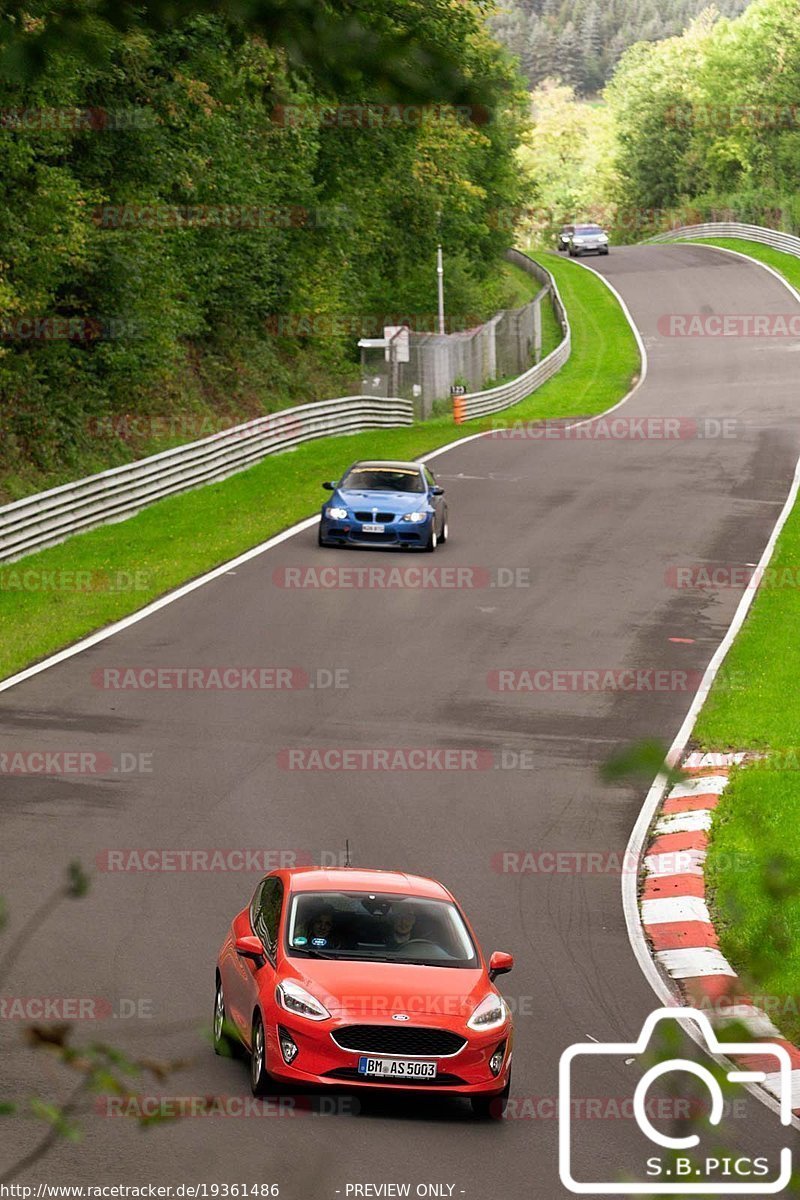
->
xmin=436 ymin=243 xmax=445 ymax=336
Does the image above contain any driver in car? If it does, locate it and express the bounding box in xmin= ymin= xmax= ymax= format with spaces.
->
xmin=386 ymin=908 xmax=417 ymax=949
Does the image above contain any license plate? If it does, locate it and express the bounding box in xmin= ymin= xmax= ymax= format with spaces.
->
xmin=357 ymin=1056 xmax=437 ymax=1079
xmin=362 ymin=523 xmax=384 ymax=533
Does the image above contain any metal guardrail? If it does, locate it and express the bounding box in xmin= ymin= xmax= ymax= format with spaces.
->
xmin=456 ymin=250 xmax=570 ymax=421
xmin=0 ymin=396 xmax=413 ymax=564
xmin=648 ymin=222 xmax=800 ymax=257
xmin=0 ymin=252 xmax=573 ymax=563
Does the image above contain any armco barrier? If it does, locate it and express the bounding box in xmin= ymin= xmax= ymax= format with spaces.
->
xmin=0 ymin=252 xmax=575 ymax=563
xmin=456 ymin=250 xmax=570 ymax=421
xmin=648 ymin=221 xmax=800 ymax=257
xmin=0 ymin=396 xmax=412 ymax=564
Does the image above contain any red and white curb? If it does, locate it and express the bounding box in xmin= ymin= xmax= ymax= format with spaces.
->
xmin=640 ymin=750 xmax=800 ymax=1116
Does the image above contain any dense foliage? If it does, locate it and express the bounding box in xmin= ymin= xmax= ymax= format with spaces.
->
xmin=604 ymin=0 xmax=800 ymax=232
xmin=514 ymin=0 xmax=800 ymax=244
xmin=492 ymin=0 xmax=751 ymax=95
xmin=0 ymin=3 xmax=528 ymax=498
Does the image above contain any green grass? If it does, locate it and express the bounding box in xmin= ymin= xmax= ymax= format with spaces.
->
xmin=499 ymin=259 xmax=544 ymax=305
xmin=540 ymin=285 xmax=563 ymax=359
xmin=499 ymin=258 xmax=561 ymax=359
xmin=0 ymin=253 xmax=639 ymax=682
xmin=536 ymin=251 xmax=641 ymax=412
xmin=681 ymin=238 xmax=800 ymax=1041
xmin=704 ymin=771 xmax=800 ymax=1042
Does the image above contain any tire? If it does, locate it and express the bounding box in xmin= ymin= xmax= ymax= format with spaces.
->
xmin=569 ymin=247 xmax=577 ymax=257
xmin=250 ymin=1012 xmax=270 ymax=1096
xmin=317 ymin=525 xmax=328 ymax=547
xmin=440 ymin=510 xmax=448 ymax=544
xmin=424 ymin=523 xmax=438 ymax=553
xmin=601 ymin=247 xmax=609 ymax=256
xmin=471 ymin=1075 xmax=511 ymax=1121
xmin=213 ymin=975 xmax=236 ymax=1057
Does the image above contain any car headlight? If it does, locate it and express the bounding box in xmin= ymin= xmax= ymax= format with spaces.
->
xmin=276 ymin=980 xmax=331 ymax=1022
xmin=325 ymin=507 xmax=348 ymax=520
xmin=401 ymin=511 xmax=429 ymax=523
xmin=467 ymin=993 xmax=508 ymax=1031
xmin=598 ymin=234 xmax=608 ymax=242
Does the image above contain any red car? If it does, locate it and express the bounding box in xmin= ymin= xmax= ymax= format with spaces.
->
xmin=214 ymin=867 xmax=514 ymax=1118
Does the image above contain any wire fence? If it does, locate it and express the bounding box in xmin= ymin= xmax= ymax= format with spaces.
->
xmin=359 ymin=251 xmax=557 ymax=416
xmin=455 ymin=250 xmax=570 ymax=421
xmin=0 ymin=253 xmax=572 ymax=562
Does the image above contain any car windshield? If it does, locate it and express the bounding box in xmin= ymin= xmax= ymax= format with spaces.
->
xmin=575 ymin=225 xmax=603 ymax=234
xmin=340 ymin=467 xmax=425 ymax=494
xmin=286 ymin=891 xmax=479 ymax=967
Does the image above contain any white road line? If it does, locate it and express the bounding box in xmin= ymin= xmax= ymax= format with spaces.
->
xmin=762 ymin=1071 xmax=800 ymax=1107
xmin=620 ymin=240 xmax=800 ymax=1127
xmin=655 ymin=947 xmax=737 ymax=978
xmin=567 ymin=259 xmax=649 ymax=420
xmin=684 ymin=751 xmax=747 ymax=768
xmin=641 ymin=896 xmax=712 ymax=925
xmin=644 ymin=849 xmax=706 ymax=877
xmin=654 ymin=809 xmax=713 ymax=835
xmin=667 ymin=774 xmax=729 ymax=799
xmin=0 ymin=253 xmax=648 ymax=695
xmin=714 ymin=1007 xmax=782 ymax=1039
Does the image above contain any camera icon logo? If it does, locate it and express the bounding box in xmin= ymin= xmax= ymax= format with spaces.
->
xmin=559 ymin=1007 xmax=793 ymax=1194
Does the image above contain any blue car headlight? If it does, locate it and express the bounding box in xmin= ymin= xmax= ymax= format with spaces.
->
xmin=401 ymin=511 xmax=429 ymax=523
xmin=325 ymin=507 xmax=348 ymax=520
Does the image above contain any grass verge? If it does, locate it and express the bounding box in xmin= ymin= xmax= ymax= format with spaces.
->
xmin=684 ymin=238 xmax=800 ymax=1043
xmin=0 ymin=252 xmax=639 ymax=683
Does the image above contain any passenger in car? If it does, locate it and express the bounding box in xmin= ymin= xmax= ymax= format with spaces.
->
xmin=305 ymin=904 xmax=343 ymax=948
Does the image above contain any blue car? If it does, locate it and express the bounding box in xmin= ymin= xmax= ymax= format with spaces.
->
xmin=318 ymin=460 xmax=448 ymax=551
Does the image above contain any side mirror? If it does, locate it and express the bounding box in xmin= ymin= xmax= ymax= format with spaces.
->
xmin=431 ymin=485 xmax=445 ymax=496
xmin=322 ymin=481 xmax=336 ymax=490
xmin=236 ymin=935 xmax=266 ymax=965
xmin=488 ymin=950 xmax=514 ymax=981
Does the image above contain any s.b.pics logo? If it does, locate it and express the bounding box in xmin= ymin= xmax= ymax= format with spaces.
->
xmin=559 ymin=1008 xmax=793 ymax=1194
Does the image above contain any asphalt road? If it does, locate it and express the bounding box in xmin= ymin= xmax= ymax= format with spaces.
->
xmin=2 ymin=244 xmax=799 ymax=1197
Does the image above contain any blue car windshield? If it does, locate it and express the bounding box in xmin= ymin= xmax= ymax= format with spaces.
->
xmin=341 ymin=468 xmax=425 ymax=494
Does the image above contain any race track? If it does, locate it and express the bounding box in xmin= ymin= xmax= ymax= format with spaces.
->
xmin=2 ymin=244 xmax=799 ymax=1196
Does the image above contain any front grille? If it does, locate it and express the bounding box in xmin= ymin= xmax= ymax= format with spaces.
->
xmin=332 ymin=1025 xmax=467 ymax=1056
xmin=324 ymin=1067 xmax=465 ymax=1086
xmin=352 ymin=531 xmax=396 ymax=542
xmin=354 ymin=512 xmax=395 ymax=523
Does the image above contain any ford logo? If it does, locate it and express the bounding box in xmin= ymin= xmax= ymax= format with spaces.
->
xmin=391 ymin=1013 xmax=410 ymax=1021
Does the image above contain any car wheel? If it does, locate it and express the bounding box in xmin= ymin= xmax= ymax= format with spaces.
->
xmin=425 ymin=523 xmax=438 ymax=553
xmin=568 ymin=247 xmax=576 ymax=257
xmin=213 ymin=975 xmax=235 ymax=1056
xmin=601 ymin=247 xmax=609 ymax=255
xmin=440 ymin=511 xmax=448 ymax=544
xmin=250 ymin=1012 xmax=270 ymax=1096
xmin=471 ymin=1075 xmax=511 ymax=1120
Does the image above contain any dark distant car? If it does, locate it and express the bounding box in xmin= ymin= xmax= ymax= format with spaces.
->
xmin=556 ymin=224 xmax=575 ymax=251
xmin=568 ymin=224 xmax=610 ymax=257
